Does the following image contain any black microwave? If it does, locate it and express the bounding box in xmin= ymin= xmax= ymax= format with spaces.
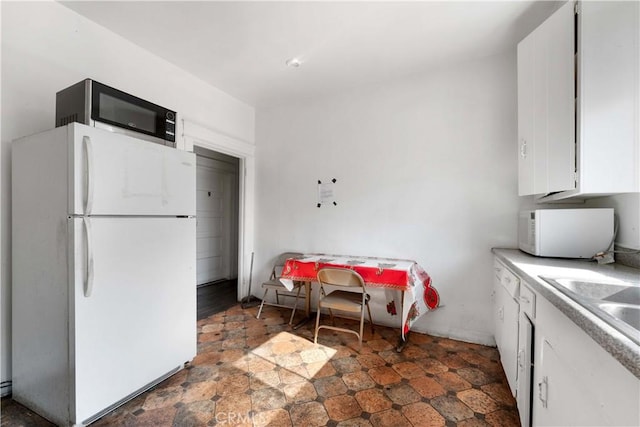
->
xmin=55 ymin=79 xmax=176 ymax=147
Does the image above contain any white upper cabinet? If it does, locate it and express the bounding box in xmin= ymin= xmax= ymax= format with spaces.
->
xmin=518 ymin=1 xmax=639 ymax=199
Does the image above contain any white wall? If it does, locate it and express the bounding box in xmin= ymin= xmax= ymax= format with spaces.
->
xmin=585 ymin=194 xmax=640 ymax=250
xmin=255 ymin=52 xmax=519 ymax=345
xmin=0 ymin=1 xmax=255 ymax=390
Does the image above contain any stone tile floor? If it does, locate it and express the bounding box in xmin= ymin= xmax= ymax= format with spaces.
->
xmin=1 ymin=304 xmax=520 ymax=426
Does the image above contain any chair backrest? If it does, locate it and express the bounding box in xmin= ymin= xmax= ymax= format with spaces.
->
xmin=272 ymin=252 xmax=304 ymax=279
xmin=317 ymin=268 xmax=366 ymax=291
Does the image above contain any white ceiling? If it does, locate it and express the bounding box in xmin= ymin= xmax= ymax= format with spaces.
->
xmin=60 ymin=1 xmax=558 ymax=108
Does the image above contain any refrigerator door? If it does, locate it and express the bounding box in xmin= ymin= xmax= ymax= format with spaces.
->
xmin=70 ymin=217 xmax=196 ymax=424
xmin=69 ymin=123 xmax=195 ymax=216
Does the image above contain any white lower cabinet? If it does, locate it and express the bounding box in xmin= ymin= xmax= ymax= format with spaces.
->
xmin=533 ymin=297 xmax=640 ymax=426
xmin=493 ymin=256 xmax=640 ymax=426
xmin=535 ymin=339 xmax=607 ymax=426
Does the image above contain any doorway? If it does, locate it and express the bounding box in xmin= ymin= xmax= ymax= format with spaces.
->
xmin=195 ymin=146 xmax=239 ymax=318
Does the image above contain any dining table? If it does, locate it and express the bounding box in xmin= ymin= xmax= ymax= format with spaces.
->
xmin=279 ymin=253 xmax=440 ymax=352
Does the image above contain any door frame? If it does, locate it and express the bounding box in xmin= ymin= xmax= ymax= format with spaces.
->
xmin=182 ymin=120 xmax=255 ymax=301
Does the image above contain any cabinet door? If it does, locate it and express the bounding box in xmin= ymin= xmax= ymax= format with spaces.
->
xmin=517 ymin=1 xmax=575 ymax=195
xmin=493 ymin=273 xmax=504 ymax=350
xmin=544 ymin=1 xmax=575 ymax=193
xmin=533 ymin=297 xmax=640 ymax=426
xmin=534 ymin=339 xmax=607 ymax=426
xmin=517 ymin=33 xmax=535 ymax=196
xmin=579 ymin=1 xmax=639 ymax=193
xmin=492 ymin=260 xmax=503 ymax=345
xmin=531 ymin=21 xmax=549 ymax=195
xmin=501 ymin=289 xmax=519 ymax=397
xmin=517 ymin=312 xmax=533 ymax=427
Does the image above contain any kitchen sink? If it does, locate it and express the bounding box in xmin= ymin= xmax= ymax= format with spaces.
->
xmin=542 ymin=278 xmax=629 ymax=300
xmin=540 ymin=276 xmax=640 ymax=345
xmin=597 ymin=303 xmax=640 ymax=332
xmin=603 ymin=286 xmax=640 ymax=305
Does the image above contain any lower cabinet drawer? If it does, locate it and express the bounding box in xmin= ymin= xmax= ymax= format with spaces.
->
xmin=501 ymin=268 xmax=520 ymax=298
xmin=494 ymin=259 xmax=504 ymax=281
xmin=520 ymin=283 xmax=536 ymax=319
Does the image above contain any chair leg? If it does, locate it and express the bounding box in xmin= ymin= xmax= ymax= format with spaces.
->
xmin=256 ymin=288 xmax=269 ymax=319
xmin=275 ymin=290 xmax=280 ymax=305
xmin=289 ymin=285 xmax=303 ymax=325
xmin=359 ymin=306 xmax=365 ymax=348
xmin=314 ymin=305 xmax=322 ymax=344
xmin=366 ymin=303 xmax=374 ymax=334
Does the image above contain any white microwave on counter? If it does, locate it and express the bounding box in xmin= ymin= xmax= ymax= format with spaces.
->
xmin=518 ymin=208 xmax=614 ymax=258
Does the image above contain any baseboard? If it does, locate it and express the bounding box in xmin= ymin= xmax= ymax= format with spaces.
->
xmin=409 ymin=323 xmax=496 ymax=347
xmin=334 ymin=312 xmax=497 ymax=348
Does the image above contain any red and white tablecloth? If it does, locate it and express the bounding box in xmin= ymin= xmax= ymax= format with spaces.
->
xmin=280 ymin=253 xmax=440 ymax=339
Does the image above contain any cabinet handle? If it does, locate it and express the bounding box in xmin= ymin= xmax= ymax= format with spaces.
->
xmin=520 ymin=139 xmax=527 ymax=159
xmin=504 ymin=277 xmax=511 ymax=284
xmin=517 ymin=350 xmax=523 ymax=369
xmin=498 ymin=307 xmax=504 ymax=321
xmin=538 ymin=376 xmax=548 ymax=408
xmin=521 ymin=296 xmax=530 ymax=304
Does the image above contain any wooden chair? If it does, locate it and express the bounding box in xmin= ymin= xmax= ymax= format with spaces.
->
xmin=314 ymin=268 xmax=374 ymax=347
xmin=256 ymin=252 xmax=305 ymax=325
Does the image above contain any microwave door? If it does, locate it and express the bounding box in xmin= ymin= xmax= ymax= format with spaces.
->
xmin=90 ymin=80 xmax=175 ymax=144
xmin=94 ymin=91 xmax=158 ymax=136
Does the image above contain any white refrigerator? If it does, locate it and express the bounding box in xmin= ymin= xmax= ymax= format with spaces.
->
xmin=12 ymin=123 xmax=196 ymax=426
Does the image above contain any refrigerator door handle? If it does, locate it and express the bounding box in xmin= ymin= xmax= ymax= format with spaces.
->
xmin=83 ymin=216 xmax=95 ymax=297
xmin=83 ymin=135 xmax=95 ymax=215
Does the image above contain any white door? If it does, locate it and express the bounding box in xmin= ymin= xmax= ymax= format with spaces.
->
xmin=70 ymin=217 xmax=196 ymax=424
xmin=70 ymin=123 xmax=196 ymax=216
xmin=196 ymin=154 xmax=237 ymax=285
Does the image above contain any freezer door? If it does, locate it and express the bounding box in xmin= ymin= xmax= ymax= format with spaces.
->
xmin=70 ymin=123 xmax=195 ymax=216
xmin=70 ymin=217 xmax=196 ymax=424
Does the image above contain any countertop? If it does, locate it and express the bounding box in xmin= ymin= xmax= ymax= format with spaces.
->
xmin=492 ymin=248 xmax=640 ymax=379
